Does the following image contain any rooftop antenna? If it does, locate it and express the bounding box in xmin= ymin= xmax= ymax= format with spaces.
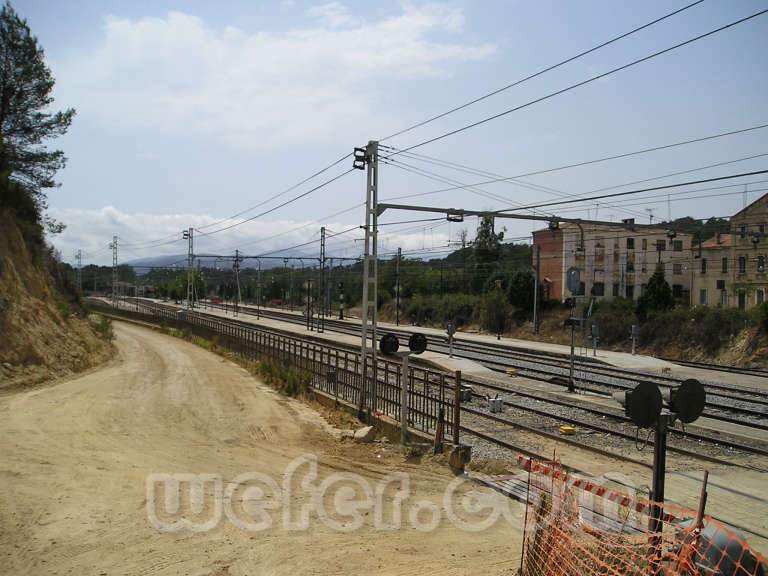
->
xmin=645 ymin=207 xmax=657 ymax=224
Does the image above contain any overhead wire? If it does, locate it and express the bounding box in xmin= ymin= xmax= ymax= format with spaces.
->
xmin=194 ymin=167 xmax=356 ymax=237
xmin=195 ymin=152 xmax=353 ymax=232
xmin=502 ymin=169 xmax=768 ymax=212
xmin=381 ymin=124 xmax=768 ymax=203
xmin=379 ymin=0 xmax=705 ymax=142
xmin=387 ymin=8 xmax=768 ymax=154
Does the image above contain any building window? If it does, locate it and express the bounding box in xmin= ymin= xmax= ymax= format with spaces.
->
xmin=642 ymin=238 xmax=647 ymax=250
xmin=740 ymin=226 xmax=746 ymax=239
xmin=700 ymin=289 xmax=707 ymax=305
xmin=626 ymin=261 xmax=635 ymax=273
xmin=626 ymin=285 xmax=634 ymax=299
xmin=672 ymin=284 xmax=683 ymax=298
xmin=716 ymin=279 xmax=726 ymax=290
xmin=701 ymin=258 xmax=707 ymax=274
xmin=656 ymin=240 xmax=666 ymax=252
xmin=738 ymin=290 xmax=746 ymax=311
xmin=720 ymin=290 xmax=728 ymax=307
xmin=591 ymin=282 xmax=605 ymax=296
xmin=578 ymin=281 xmax=585 ymax=296
xmin=673 ymin=240 xmax=683 ymax=252
xmin=760 ymin=224 xmax=765 ymax=236
xmin=627 ymin=238 xmax=634 ymax=250
xmin=758 ymin=289 xmax=765 ymax=306
xmin=612 ymin=283 xmax=620 ymax=297
xmin=758 ymin=255 xmax=765 ymax=273
xmin=722 ymin=257 xmax=728 ymax=273
xmin=739 ymin=256 xmax=746 ymax=274
xmin=673 ymin=263 xmax=682 ymax=275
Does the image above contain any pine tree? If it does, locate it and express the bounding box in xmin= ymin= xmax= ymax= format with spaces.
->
xmin=636 ymin=263 xmax=675 ymax=321
xmin=0 ymin=2 xmax=75 ymax=214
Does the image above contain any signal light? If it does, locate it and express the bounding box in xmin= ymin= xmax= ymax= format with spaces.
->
xmin=663 ymin=378 xmax=705 ymax=424
xmin=379 ymin=332 xmax=428 ymax=356
xmin=612 ymin=381 xmax=662 ymax=428
xmin=379 ymin=333 xmax=399 ymax=356
xmin=408 ymin=333 xmax=427 ymax=355
xmin=353 ymin=147 xmax=367 ymax=170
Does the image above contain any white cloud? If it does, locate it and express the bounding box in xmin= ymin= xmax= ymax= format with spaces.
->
xmin=305 ymin=2 xmax=359 ymax=28
xmin=54 ymin=3 xmax=494 ymax=151
xmin=48 ymin=204 xmax=450 ymax=266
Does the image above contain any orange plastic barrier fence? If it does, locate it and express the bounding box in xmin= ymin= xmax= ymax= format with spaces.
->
xmin=520 ymin=459 xmax=766 ymax=576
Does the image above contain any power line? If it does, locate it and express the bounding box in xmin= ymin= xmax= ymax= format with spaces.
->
xmin=195 ymin=168 xmax=356 ymax=237
xmin=382 ymin=123 xmax=768 ymax=202
xmin=380 ymin=0 xmax=704 ymax=142
xmin=195 ymin=152 xmax=352 ymax=232
xmin=389 ymin=9 xmax=768 ymax=154
xmin=502 ymin=169 xmax=768 ymax=212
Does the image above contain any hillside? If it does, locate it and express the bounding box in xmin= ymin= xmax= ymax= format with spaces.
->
xmin=0 ymin=209 xmax=113 ymax=391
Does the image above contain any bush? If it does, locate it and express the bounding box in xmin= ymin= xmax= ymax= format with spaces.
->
xmin=404 ymin=293 xmax=479 ymax=327
xmin=640 ymin=306 xmax=746 ymax=354
xmin=482 ymin=290 xmax=508 ymax=335
xmin=92 ymin=315 xmax=114 ymax=341
xmin=257 ymin=358 xmax=310 ymax=397
xmin=587 ymin=298 xmax=637 ymax=346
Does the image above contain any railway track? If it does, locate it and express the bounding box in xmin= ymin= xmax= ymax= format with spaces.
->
xmin=105 ymin=298 xmax=768 ymax=471
xmin=195 ymin=300 xmax=768 ymax=430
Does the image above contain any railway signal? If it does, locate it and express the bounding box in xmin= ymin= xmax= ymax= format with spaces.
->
xmin=613 ymin=379 xmax=706 ymax=569
xmin=379 ymin=332 xmax=427 ymax=444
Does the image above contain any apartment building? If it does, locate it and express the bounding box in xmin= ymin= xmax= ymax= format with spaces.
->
xmin=692 ymin=193 xmax=768 ymax=311
xmin=533 ymin=221 xmax=694 ymax=302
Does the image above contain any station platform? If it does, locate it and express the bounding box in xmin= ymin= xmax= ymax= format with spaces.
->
xmin=141 ymin=299 xmax=767 ymax=390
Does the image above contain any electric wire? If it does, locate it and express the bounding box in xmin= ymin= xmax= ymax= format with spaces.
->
xmin=380 ymin=0 xmax=705 ymax=142
xmin=388 ymin=9 xmax=768 ymax=154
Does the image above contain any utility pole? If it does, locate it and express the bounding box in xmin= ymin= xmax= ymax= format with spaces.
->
xmin=110 ymin=235 xmax=118 ymax=307
xmin=395 ymin=247 xmax=401 ymax=326
xmin=290 ymin=264 xmax=294 ymax=312
xmin=533 ymin=243 xmax=540 ymax=334
xmin=355 ymin=140 xmax=379 ymax=419
xmin=306 ymin=278 xmax=314 ymax=331
xmin=233 ymin=249 xmax=242 ymax=316
xmin=318 ymin=227 xmax=326 ymax=333
xmin=256 ymin=259 xmax=262 ymax=319
xmin=75 ymin=249 xmax=82 ymax=294
xmin=327 ymin=258 xmax=333 ymax=317
xmin=183 ymin=227 xmax=194 ymax=309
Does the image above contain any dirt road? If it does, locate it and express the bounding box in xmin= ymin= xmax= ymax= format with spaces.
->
xmin=0 ymin=322 xmax=521 ymax=575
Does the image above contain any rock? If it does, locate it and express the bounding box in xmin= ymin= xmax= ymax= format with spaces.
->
xmin=2 ymin=362 xmax=13 ymax=371
xmin=353 ymin=426 xmax=376 ymax=443
xmin=448 ymin=445 xmax=472 ymax=474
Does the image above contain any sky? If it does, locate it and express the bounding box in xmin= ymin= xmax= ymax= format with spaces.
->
xmin=14 ymin=0 xmax=768 ymax=266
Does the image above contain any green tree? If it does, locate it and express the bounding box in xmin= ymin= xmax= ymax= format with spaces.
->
xmin=482 ymin=288 xmax=508 ymax=336
xmin=474 ymin=216 xmax=504 ymax=262
xmin=0 ymin=2 xmax=75 ymax=220
xmin=507 ymin=270 xmax=538 ymax=312
xmin=636 ymin=263 xmax=675 ymax=322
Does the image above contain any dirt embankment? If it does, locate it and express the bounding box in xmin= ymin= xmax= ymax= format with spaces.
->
xmin=0 ymin=210 xmax=113 ymax=391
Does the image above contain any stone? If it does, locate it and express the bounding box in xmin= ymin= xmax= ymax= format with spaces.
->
xmin=448 ymin=445 xmax=472 ymax=474
xmin=353 ymin=426 xmax=376 ymax=443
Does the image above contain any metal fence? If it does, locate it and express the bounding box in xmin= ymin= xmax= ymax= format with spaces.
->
xmin=88 ymin=298 xmax=461 ymax=442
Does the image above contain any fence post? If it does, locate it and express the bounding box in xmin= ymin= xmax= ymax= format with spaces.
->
xmin=453 ymin=370 xmax=461 ymax=445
